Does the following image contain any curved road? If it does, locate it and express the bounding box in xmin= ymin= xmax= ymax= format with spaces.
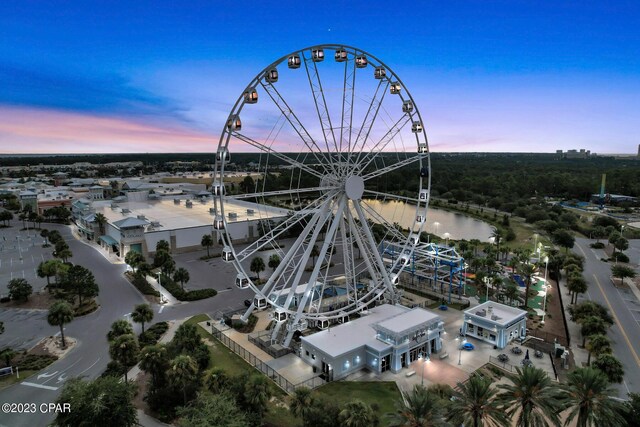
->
xmin=0 ymin=225 xmax=249 ymax=426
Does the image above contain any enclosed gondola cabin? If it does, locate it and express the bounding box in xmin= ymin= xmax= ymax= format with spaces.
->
xmin=390 ymin=82 xmax=401 ymax=94
xmin=334 ymin=48 xmax=347 ymax=62
xmin=235 ymin=273 xmax=249 ymax=289
xmin=402 ymin=100 xmax=414 ymax=113
xmin=243 ymin=88 xmax=258 ymax=104
xmin=212 ymin=182 xmax=225 ymax=196
xmin=288 ymin=54 xmax=301 ymax=69
xmin=420 ymin=167 xmax=429 ymax=178
xmin=312 ymin=48 xmax=325 ymax=62
xmin=390 ymin=274 xmax=399 ymax=285
xmin=408 ymin=234 xmax=419 ymax=246
xmin=213 ymin=216 xmax=224 ymax=230
xmin=374 ymin=66 xmax=386 ymax=79
xmin=222 ymin=246 xmax=234 ymax=262
xmin=226 ymin=115 xmax=242 ymax=131
xmin=411 ymin=121 xmax=423 ymax=133
xmin=418 ymin=143 xmax=428 ymax=154
xmin=416 ymin=215 xmax=425 ymax=224
xmin=265 ymin=68 xmax=278 ymax=83
xmin=254 ymin=296 xmax=268 ymax=310
xmin=216 ymin=147 xmax=230 ymax=163
xmin=317 ymin=317 xmax=330 ymax=330
xmin=274 ymin=308 xmax=288 ymax=322
xmin=419 ymin=189 xmax=428 ymax=201
xmin=355 ymin=55 xmax=368 ymax=68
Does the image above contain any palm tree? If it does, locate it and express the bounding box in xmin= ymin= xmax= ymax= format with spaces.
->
xmin=268 ymin=253 xmax=281 ymax=272
xmin=205 ymin=367 xmax=230 ymax=394
xmin=251 ymin=256 xmax=265 ymax=280
xmin=503 ymin=283 xmax=520 ymax=306
xmin=107 ymin=319 xmax=134 ymax=341
xmin=201 ymin=234 xmax=213 ymax=257
xmin=47 ymin=301 xmax=74 ymax=348
xmin=580 ymin=316 xmax=607 ymax=347
xmin=139 ymin=344 xmax=169 ymax=389
xmin=289 ymin=387 xmax=315 ymax=427
xmin=339 ymin=399 xmax=378 ymax=427
xmin=168 ymin=354 xmax=198 ymax=405
xmin=567 ymin=274 xmax=588 ymax=304
xmin=94 ymin=212 xmax=107 ymax=235
xmin=517 ymin=262 xmax=537 ymax=310
xmin=611 ymin=265 xmax=636 ymax=287
xmin=156 ymin=239 xmax=170 ymax=253
xmin=592 ymin=354 xmax=625 ymax=384
xmin=386 ymin=385 xmax=447 ymax=427
xmin=131 ymin=303 xmax=154 ymax=333
xmin=498 ymin=365 xmax=565 ymax=427
xmin=244 ymin=375 xmax=272 ymax=417
xmin=109 ymin=334 xmax=139 ymax=382
xmin=563 ymin=367 xmax=626 ymax=427
xmin=585 ymin=334 xmax=612 ymax=366
xmin=173 ymin=267 xmax=190 ymax=291
xmin=449 ymin=374 xmax=507 ymax=427
xmin=491 ymin=228 xmax=503 ymax=260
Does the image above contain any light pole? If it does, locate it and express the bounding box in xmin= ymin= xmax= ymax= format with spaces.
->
xmin=433 ymin=222 xmax=440 ymax=238
xmin=443 ymin=232 xmax=450 ymax=247
xmin=541 ymin=256 xmax=549 ymax=324
xmin=483 ymin=276 xmax=489 ymax=302
xmin=533 ymin=233 xmax=538 ymax=253
xmin=458 ymin=340 xmax=465 ymax=365
xmin=419 ymin=353 xmax=429 ymax=386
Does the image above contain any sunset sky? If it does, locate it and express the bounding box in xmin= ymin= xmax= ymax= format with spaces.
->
xmin=1 ymin=1 xmax=639 ymax=154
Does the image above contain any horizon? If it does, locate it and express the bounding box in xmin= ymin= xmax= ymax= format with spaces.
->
xmin=1 ymin=1 xmax=639 ymax=155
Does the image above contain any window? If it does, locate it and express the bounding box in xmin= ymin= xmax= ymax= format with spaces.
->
xmin=489 ymin=334 xmax=496 ymax=341
xmin=467 ymin=324 xmax=475 ymax=333
xmin=305 ymin=350 xmax=309 ymax=356
xmin=311 ymin=354 xmax=316 ymax=360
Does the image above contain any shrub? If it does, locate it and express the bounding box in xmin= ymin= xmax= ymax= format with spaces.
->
xmin=159 ymin=275 xmax=216 ymax=301
xmin=590 ymin=242 xmax=605 ymax=249
xmin=16 ymin=354 xmax=57 ymax=370
xmin=0 ymin=297 xmax=10 ymax=303
xmin=101 ymin=360 xmax=126 ymax=378
xmin=126 ymin=272 xmax=161 ymax=297
xmin=611 ymin=252 xmax=629 ymax=263
xmin=139 ymin=322 xmax=169 ymax=347
xmin=231 ymin=314 xmax=258 ymax=333
xmin=74 ymin=300 xmax=98 ymax=316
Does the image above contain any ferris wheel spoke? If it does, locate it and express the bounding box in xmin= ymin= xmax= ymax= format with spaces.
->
xmin=361 ymin=154 xmax=422 ymax=181
xmin=302 ymin=53 xmax=340 ymax=166
xmin=359 ymin=200 xmax=407 ymax=242
xmin=234 ymin=192 xmax=336 ymax=263
xmin=346 ymin=207 xmax=387 ymax=290
xmin=363 ymin=189 xmax=421 ymax=205
xmin=231 ymin=132 xmax=329 ymax=182
xmin=259 ymin=81 xmax=334 ymax=175
xmin=339 ymin=56 xmax=357 ymax=176
xmin=232 ymin=186 xmax=337 ymax=200
xmin=349 ymin=79 xmax=389 ymax=170
xmin=354 ymin=114 xmax=412 ymax=174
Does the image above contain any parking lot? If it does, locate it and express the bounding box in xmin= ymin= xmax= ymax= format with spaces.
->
xmin=0 ymin=226 xmax=55 ymax=296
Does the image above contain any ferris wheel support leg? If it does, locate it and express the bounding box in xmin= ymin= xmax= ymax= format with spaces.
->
xmin=240 ymin=303 xmax=255 ymax=323
xmin=283 ymin=197 xmax=347 ymax=348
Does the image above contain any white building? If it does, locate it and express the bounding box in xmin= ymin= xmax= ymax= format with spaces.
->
xmin=460 ymin=301 xmax=527 ymax=349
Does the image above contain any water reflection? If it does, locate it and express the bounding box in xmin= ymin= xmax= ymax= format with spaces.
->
xmin=361 ymin=199 xmax=494 ymax=242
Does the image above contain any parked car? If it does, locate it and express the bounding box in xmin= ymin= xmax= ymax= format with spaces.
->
xmin=244 ymin=299 xmax=252 ymax=307
xmin=460 ymin=342 xmax=475 ymax=351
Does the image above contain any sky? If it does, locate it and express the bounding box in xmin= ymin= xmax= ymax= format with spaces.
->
xmin=0 ymin=1 xmax=639 ymax=154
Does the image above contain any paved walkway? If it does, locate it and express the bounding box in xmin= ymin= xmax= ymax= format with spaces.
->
xmin=557 ymin=275 xmax=589 ymax=368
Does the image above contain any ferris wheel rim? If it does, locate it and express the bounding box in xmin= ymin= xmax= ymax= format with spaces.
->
xmin=213 ymin=44 xmax=432 ymax=320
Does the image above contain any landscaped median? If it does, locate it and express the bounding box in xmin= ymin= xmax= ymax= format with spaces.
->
xmin=157 ymin=274 xmax=217 ymax=301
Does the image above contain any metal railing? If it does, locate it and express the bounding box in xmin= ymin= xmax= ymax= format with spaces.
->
xmin=211 ymin=329 xmax=325 ymax=394
xmin=488 ymin=356 xmax=518 ymax=373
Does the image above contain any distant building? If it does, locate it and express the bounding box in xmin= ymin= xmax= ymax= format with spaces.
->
xmin=556 ymin=149 xmax=591 ymax=159
xmin=19 ymin=190 xmax=38 ymax=212
xmin=590 ymin=193 xmax=638 ymax=205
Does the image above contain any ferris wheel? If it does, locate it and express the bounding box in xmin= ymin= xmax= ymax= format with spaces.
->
xmin=213 ymin=44 xmax=431 ymax=346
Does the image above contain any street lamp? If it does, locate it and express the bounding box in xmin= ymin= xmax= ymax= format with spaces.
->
xmin=458 ymin=339 xmax=466 ymax=365
xmin=443 ymin=232 xmax=450 ymax=247
xmin=483 ymin=276 xmax=490 ymax=302
xmin=419 ymin=353 xmax=430 ymax=386
xmin=433 ymin=222 xmax=440 ymax=237
xmin=533 ymin=233 xmax=538 ymax=252
xmin=541 ymin=256 xmax=549 ymax=324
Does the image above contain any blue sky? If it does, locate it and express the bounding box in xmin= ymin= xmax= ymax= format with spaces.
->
xmin=0 ymin=1 xmax=638 ymax=154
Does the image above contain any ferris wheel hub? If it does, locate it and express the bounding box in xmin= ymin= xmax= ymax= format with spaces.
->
xmin=345 ymin=175 xmax=365 ymax=200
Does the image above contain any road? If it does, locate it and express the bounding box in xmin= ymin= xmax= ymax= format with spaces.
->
xmin=0 ymin=224 xmax=250 ymax=427
xmin=572 ymin=237 xmax=640 ymax=396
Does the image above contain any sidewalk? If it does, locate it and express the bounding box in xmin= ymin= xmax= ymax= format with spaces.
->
xmin=558 ymin=275 xmax=589 ymax=368
xmin=146 ymin=275 xmax=180 ymax=305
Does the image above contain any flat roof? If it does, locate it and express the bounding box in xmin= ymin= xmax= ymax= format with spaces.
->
xmin=93 ymin=197 xmax=289 ymax=231
xmin=464 ymin=301 xmax=527 ymax=326
xmin=374 ymin=308 xmax=441 ymax=337
xmin=301 ymin=304 xmax=409 ymax=358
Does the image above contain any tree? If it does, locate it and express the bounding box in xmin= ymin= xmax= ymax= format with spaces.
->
xmin=124 ymin=251 xmax=144 ymax=273
xmin=497 ymin=365 xmax=564 ymax=427
xmin=177 ymin=392 xmax=248 ymax=427
xmin=173 ymin=267 xmax=190 ymax=291
xmin=503 ymin=282 xmax=520 ymax=306
xmin=7 ymin=278 xmax=33 ymax=302
xmin=268 ymin=253 xmax=281 ymax=272
xmin=250 ymin=256 xmax=265 ymax=281
xmin=0 ymin=210 xmax=13 ymax=226
xmin=567 ymin=274 xmax=588 ymax=304
xmin=244 ymin=374 xmax=272 ymax=419
xmin=552 ymin=229 xmax=575 ymax=253
xmin=517 ymin=262 xmax=536 ymax=309
xmin=623 ymin=393 xmax=640 ymax=426
xmin=386 ymin=385 xmax=447 ymax=427
xmin=569 ymin=301 xmax=614 ymax=326
xmin=563 ymin=367 xmax=626 ymax=427
xmin=339 ymin=399 xmax=378 ymax=427
xmin=132 ymin=303 xmax=154 ymax=333
xmin=608 ymin=231 xmax=621 ymax=255
xmin=40 ymin=228 xmax=50 ymax=245
xmin=64 ymin=264 xmax=99 ymax=306
xmin=580 ymin=316 xmax=608 ymax=347
xmin=109 ymin=334 xmax=140 ymax=382
xmin=168 ymin=354 xmax=199 ymax=406
xmin=201 ymin=234 xmax=213 ymax=257
xmin=310 ymin=244 xmax=320 ymax=266
xmin=289 ymin=387 xmax=316 ymax=427
xmin=448 ymin=374 xmax=507 ymax=427
xmin=585 ymin=334 xmax=612 ymax=366
xmin=491 ymin=228 xmax=503 ymax=260
xmin=55 ymin=247 xmax=73 ymax=263
xmin=107 ymin=319 xmax=134 ymax=341
xmin=592 ymin=354 xmax=625 ymax=384
xmin=47 ymin=301 xmax=74 ymax=348
xmin=94 ymin=212 xmax=107 ymax=235
xmin=52 ymin=376 xmax=137 ymax=427
xmin=613 ymin=236 xmax=629 ymax=254
xmin=0 ymin=348 xmax=16 ymax=367
xmin=611 ymin=265 xmax=636 ymax=286
xmin=140 ymin=344 xmax=169 ymax=389
xmin=154 ymin=249 xmax=172 ymax=268
xmin=37 ymin=261 xmax=54 ymax=287
xmin=156 ymin=239 xmax=170 ymax=253
xmin=205 ymin=367 xmax=230 ymax=394
xmin=240 ymin=175 xmax=255 ymax=193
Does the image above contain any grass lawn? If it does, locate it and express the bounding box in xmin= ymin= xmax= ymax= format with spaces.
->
xmin=315 ymin=381 xmax=401 ymax=425
xmin=0 ymin=370 xmax=37 ymax=390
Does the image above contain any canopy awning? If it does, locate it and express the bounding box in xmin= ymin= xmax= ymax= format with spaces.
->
xmin=99 ymin=235 xmax=118 ymax=246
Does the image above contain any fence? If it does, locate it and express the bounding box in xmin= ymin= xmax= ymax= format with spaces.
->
xmin=211 ymin=329 xmax=325 ymax=394
xmin=526 ymin=328 xmax=568 ymax=347
xmin=248 ymin=330 xmax=292 ymax=359
xmin=488 ymin=356 xmax=518 ymax=373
